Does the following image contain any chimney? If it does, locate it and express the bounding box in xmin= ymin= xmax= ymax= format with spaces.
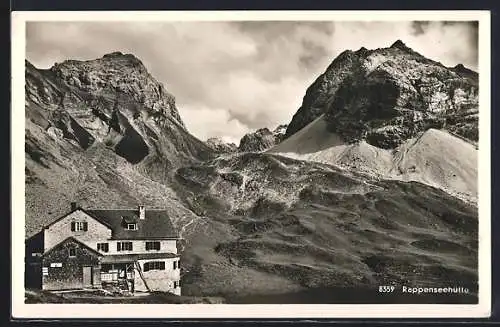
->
xmin=71 ymin=202 xmax=78 ymax=211
xmin=138 ymin=205 xmax=145 ymax=220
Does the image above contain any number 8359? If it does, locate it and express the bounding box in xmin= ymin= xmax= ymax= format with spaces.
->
xmin=379 ymin=285 xmax=396 ymax=293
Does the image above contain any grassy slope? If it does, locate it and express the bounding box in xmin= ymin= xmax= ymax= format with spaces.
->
xmin=172 ymin=153 xmax=478 ymax=301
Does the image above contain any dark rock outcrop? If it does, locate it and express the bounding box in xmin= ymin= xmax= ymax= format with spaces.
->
xmin=238 ymin=124 xmax=288 ymax=152
xmin=284 ymin=40 xmax=478 ymax=149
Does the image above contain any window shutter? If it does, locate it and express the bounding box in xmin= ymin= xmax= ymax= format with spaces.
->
xmin=157 ymin=242 xmax=161 ymax=250
xmin=117 ymin=243 xmax=121 ymax=251
xmin=71 ymin=222 xmax=75 ymax=231
xmin=178 ymin=260 xmax=181 ymax=269
xmin=160 ymin=262 xmax=165 ymax=270
xmin=83 ymin=222 xmax=88 ymax=231
xmin=173 ymin=261 xmax=177 ymax=269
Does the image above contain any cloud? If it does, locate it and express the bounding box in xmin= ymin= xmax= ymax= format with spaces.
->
xmin=327 ymin=21 xmax=478 ymax=70
xmin=26 ymin=20 xmax=478 ymax=143
xmin=179 ymin=105 xmax=248 ymax=145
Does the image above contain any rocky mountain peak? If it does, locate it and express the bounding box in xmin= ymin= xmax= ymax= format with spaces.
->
xmin=451 ymin=63 xmax=478 ymax=81
xmin=285 ymin=40 xmax=478 ymax=147
xmin=238 ymin=125 xmax=288 ymax=153
xmin=25 ymin=55 xmax=213 ymax=180
xmin=101 ymin=51 xmax=145 ymax=67
xmin=390 ymin=39 xmax=411 ymax=51
xmin=48 ymin=52 xmax=185 ymax=129
xmin=206 ymin=137 xmax=238 ymax=154
xmin=356 ymin=46 xmax=369 ymax=55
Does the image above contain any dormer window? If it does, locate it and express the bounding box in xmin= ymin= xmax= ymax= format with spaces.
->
xmin=122 ymin=215 xmax=138 ymax=230
xmin=126 ymin=223 xmax=138 ymax=230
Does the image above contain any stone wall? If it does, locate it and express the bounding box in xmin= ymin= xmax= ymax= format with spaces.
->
xmin=42 ymin=238 xmax=101 ymax=290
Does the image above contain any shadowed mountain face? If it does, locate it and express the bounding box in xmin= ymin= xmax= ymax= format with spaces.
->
xmin=25 ymin=47 xmax=478 ymax=303
xmin=285 ymin=40 xmax=478 ymax=147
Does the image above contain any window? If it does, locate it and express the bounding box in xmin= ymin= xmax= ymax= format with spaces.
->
xmin=173 ymin=281 xmax=177 ymax=288
xmin=173 ymin=260 xmax=180 ymax=270
xmin=68 ymin=248 xmax=76 ymax=257
xmin=145 ymin=241 xmax=161 ymax=251
xmin=125 ymin=223 xmax=138 ymax=230
xmin=117 ymin=242 xmax=133 ymax=251
xmin=143 ymin=261 xmax=165 ymax=272
xmin=97 ymin=243 xmax=109 ymax=253
xmin=173 ymin=260 xmax=177 ymax=269
xmin=71 ymin=221 xmax=88 ymax=232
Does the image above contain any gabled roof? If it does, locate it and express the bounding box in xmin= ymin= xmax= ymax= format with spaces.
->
xmin=43 ymin=237 xmax=103 ymax=258
xmin=43 ymin=207 xmax=113 ymax=230
xmin=86 ymin=209 xmax=179 ymax=240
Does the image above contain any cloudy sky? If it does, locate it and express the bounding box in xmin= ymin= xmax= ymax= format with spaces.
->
xmin=26 ymin=21 xmax=478 ymax=144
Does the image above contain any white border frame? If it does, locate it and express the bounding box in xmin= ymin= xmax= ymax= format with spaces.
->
xmin=11 ymin=10 xmax=491 ymax=319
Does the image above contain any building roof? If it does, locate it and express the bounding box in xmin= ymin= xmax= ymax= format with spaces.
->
xmin=121 ymin=215 xmax=138 ymax=224
xmin=86 ymin=209 xmax=179 ymax=240
xmin=42 ymin=207 xmax=114 ymax=231
xmin=101 ymin=252 xmax=179 ymax=264
xmin=43 ymin=237 xmax=103 ymax=258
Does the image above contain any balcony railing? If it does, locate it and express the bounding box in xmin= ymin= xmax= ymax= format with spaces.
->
xmin=101 ymin=271 xmax=134 ymax=282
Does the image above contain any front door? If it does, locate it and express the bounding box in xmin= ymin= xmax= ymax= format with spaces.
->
xmin=82 ymin=266 xmax=93 ymax=287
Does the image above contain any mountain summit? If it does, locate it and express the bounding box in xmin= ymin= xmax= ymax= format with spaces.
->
xmin=390 ymin=39 xmax=412 ymax=51
xmin=26 ymin=52 xmax=212 ymax=179
xmin=284 ymin=40 xmax=478 ymax=147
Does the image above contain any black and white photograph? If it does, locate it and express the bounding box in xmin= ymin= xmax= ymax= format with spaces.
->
xmin=11 ymin=10 xmax=491 ymax=318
